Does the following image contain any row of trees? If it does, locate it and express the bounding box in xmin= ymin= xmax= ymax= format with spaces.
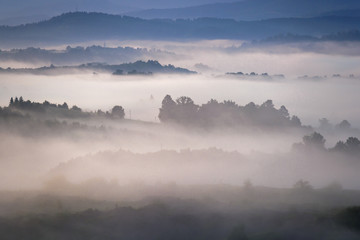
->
xmin=293 ymin=132 xmax=360 ymax=155
xmin=8 ymin=97 xmax=125 ymax=119
xmin=159 ymin=95 xmax=302 ymax=129
xmin=317 ymin=118 xmax=357 ymax=135
xmin=10 ymin=96 xmax=80 ymax=112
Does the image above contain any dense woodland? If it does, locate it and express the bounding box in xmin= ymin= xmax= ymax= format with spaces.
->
xmin=7 ymin=96 xmax=124 ymax=119
xmin=2 ymin=96 xmax=360 ymax=153
xmin=293 ymin=132 xmax=360 ymax=156
xmin=159 ymin=95 xmax=304 ymax=129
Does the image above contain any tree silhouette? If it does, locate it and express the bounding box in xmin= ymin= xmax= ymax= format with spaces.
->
xmin=293 ymin=179 xmax=313 ymax=193
xmin=290 ymin=116 xmax=301 ymax=126
xmin=71 ymin=105 xmax=82 ymax=112
xmin=58 ymin=102 xmax=68 ymax=109
xmin=331 ymin=137 xmax=360 ymax=154
xmin=260 ymin=99 xmax=274 ymax=109
xmin=279 ymin=105 xmax=290 ymax=119
xmin=111 ymin=105 xmax=125 ymax=119
xmin=175 ymin=96 xmax=199 ymax=124
xmin=346 ymin=137 xmax=360 ymax=152
xmin=303 ymin=132 xmax=326 ymax=149
xmin=337 ymin=120 xmax=351 ymax=130
xmin=176 ymin=96 xmax=195 ymax=105
xmin=333 ymin=141 xmax=347 ymax=152
xmin=158 ymin=95 xmax=304 ymax=129
xmin=159 ymin=95 xmax=177 ymax=122
xmin=319 ymin=118 xmax=332 ymax=131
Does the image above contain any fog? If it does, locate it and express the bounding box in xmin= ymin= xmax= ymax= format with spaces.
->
xmin=1 ymin=72 xmax=359 ymax=126
xmin=4 ymin=39 xmax=360 ymax=75
xmin=2 ymin=0 xmax=360 ymax=235
xmin=0 ymin=39 xmax=360 ymax=239
xmin=0 ymin=77 xmax=359 ymax=190
xmin=1 ymin=41 xmax=360 ymax=189
xmin=100 ymin=40 xmax=360 ymax=76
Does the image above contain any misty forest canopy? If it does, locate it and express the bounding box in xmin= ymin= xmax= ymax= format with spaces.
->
xmin=159 ymin=95 xmax=303 ymax=129
xmin=293 ymin=132 xmax=360 ymax=156
xmin=2 ymin=96 xmax=358 ymax=146
xmin=6 ymin=97 xmax=125 ymax=120
xmin=3 ymin=96 xmax=357 ymax=135
xmin=2 ymin=96 xmax=303 ymax=130
xmin=0 ymin=99 xmax=124 ymax=137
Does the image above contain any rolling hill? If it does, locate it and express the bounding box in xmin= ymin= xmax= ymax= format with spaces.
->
xmin=1 ymin=12 xmax=360 ymax=48
xmin=128 ymin=0 xmax=360 ymax=20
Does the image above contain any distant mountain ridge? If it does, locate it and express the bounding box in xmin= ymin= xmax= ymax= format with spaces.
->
xmin=127 ymin=0 xmax=360 ymax=20
xmin=0 ymin=0 xmax=234 ymax=25
xmin=1 ymin=12 xmax=360 ymax=48
xmin=2 ymin=0 xmax=360 ymax=25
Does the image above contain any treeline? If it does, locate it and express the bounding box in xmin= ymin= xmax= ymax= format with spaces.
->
xmin=0 ymin=97 xmax=127 ymax=137
xmin=0 ymin=60 xmax=196 ymax=75
xmin=294 ymin=132 xmax=360 ymax=155
xmin=110 ymin=60 xmax=195 ymax=75
xmin=7 ymin=97 xmax=125 ymax=120
xmin=159 ymin=95 xmax=304 ymax=129
xmin=226 ymin=71 xmax=285 ymax=80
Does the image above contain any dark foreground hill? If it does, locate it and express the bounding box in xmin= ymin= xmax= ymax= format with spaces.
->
xmin=1 ymin=191 xmax=360 ymax=240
